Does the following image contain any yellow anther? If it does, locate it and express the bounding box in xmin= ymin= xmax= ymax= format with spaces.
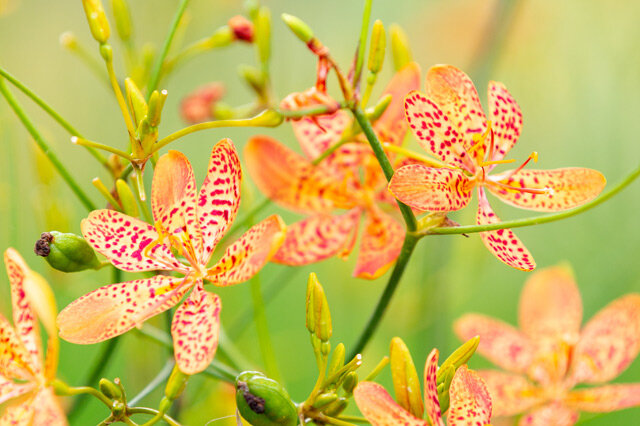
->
xmin=531 ymin=151 xmax=539 ymax=162
xmin=481 ymin=158 xmax=516 ymax=167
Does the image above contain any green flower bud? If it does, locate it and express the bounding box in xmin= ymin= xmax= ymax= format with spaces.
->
xmin=235 ymin=371 xmax=297 ymax=426
xmin=437 ymin=336 xmax=480 ymax=385
xmin=436 ymin=364 xmax=455 ymax=413
xmin=110 ymin=0 xmax=133 ymax=42
xmin=312 ymin=392 xmax=338 ymax=409
xmin=99 ymin=378 xmax=123 ymax=400
xmin=281 ymin=13 xmax=314 ymax=44
xmin=305 ymin=273 xmax=332 ymax=342
xmin=255 ymin=7 xmax=271 ymax=65
xmin=365 ymin=94 xmax=392 ymax=123
xmin=165 ymin=365 xmax=189 ymax=401
xmin=125 ymin=78 xmax=148 ymax=127
xmin=390 ymin=337 xmax=423 ymax=418
xmin=327 ymin=343 xmax=345 ymax=378
xmin=367 ymin=20 xmax=386 ymax=74
xmin=34 ymin=231 xmax=101 ymax=272
xmin=99 ymin=43 xmax=113 ymax=62
xmin=82 ymin=0 xmax=111 ymax=43
xmin=239 ymin=64 xmax=267 ymax=97
xmin=115 ymin=180 xmax=138 ymax=217
xmin=147 ymin=89 xmax=168 ymax=128
xmin=59 ymin=31 xmax=78 ymax=49
xmin=324 ymin=397 xmax=347 ymax=416
xmin=341 ymin=372 xmax=358 ymax=394
xmin=389 ymin=24 xmax=412 ymax=71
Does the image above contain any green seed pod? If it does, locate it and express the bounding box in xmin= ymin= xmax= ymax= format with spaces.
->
xmin=34 ymin=231 xmax=101 ymax=272
xmin=82 ymin=0 xmax=111 ymax=43
xmin=235 ymin=371 xmax=298 ymax=426
xmin=324 ymin=397 xmax=347 ymax=416
xmin=99 ymin=378 xmax=123 ymax=400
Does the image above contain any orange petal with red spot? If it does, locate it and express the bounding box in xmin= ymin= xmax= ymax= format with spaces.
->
xmin=423 ymin=349 xmax=444 ymax=426
xmin=374 ymin=62 xmax=421 ymax=146
xmin=31 ymin=387 xmax=67 ymax=426
xmin=0 ymin=377 xmax=34 ymax=405
xmin=197 ymin=139 xmax=242 ymax=265
xmin=353 ymin=382 xmax=428 ymax=426
xmin=404 ymin=91 xmax=475 ymax=172
xmin=172 ymin=286 xmax=221 ymax=375
xmin=569 ymin=294 xmax=640 ymax=384
xmin=518 ymin=402 xmax=578 ymax=426
xmin=477 ymin=188 xmax=536 ymax=271
xmin=353 ymin=209 xmax=404 ymax=280
xmin=4 ymin=249 xmax=42 ymax=376
xmin=389 ymin=164 xmax=473 ymax=212
xmin=152 ymin=150 xmax=203 ymax=257
xmin=454 ymin=314 xmax=534 ymax=374
xmin=245 ymin=135 xmax=342 ymax=214
xmin=272 ymin=210 xmax=360 ymax=266
xmin=57 ymin=275 xmax=188 ymax=344
xmin=207 ymin=215 xmax=286 ymax=286
xmin=478 ymin=370 xmax=543 ymax=417
xmin=81 ymin=210 xmax=184 ymax=273
xmin=487 ymin=168 xmax=606 ymax=212
xmin=565 ymin=384 xmax=640 ymax=413
xmin=0 ymin=398 xmax=35 ymax=425
xmin=0 ymin=315 xmax=34 ymax=380
xmin=447 ymin=366 xmax=492 ymax=426
xmin=487 ymin=81 xmax=522 ymax=162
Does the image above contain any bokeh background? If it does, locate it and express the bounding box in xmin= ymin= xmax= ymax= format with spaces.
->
xmin=1 ymin=0 xmax=639 ymax=424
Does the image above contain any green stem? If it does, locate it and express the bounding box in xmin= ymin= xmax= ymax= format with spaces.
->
xmin=351 ymin=105 xmax=417 ymax=231
xmin=54 ymin=383 xmax=112 ymax=408
xmin=72 ymin=136 xmax=134 ymax=161
xmin=0 ymin=78 xmax=97 ymax=211
xmin=353 ymin=0 xmax=373 ymax=87
xmin=0 ymin=66 xmax=109 ymax=167
xmin=348 ymin=234 xmax=418 ymax=359
xmin=147 ymin=0 xmax=191 ymax=97
xmin=129 ymin=360 xmax=175 ymax=406
xmin=129 ymin=407 xmax=182 ymax=426
xmin=250 ymin=273 xmax=281 ymax=381
xmin=277 ymin=102 xmax=348 ymax=119
xmin=104 ymin=52 xmax=137 ymax=137
xmin=426 ymin=163 xmax=640 ymax=235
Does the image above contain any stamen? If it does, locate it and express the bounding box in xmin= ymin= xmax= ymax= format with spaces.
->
xmin=503 ymin=151 xmax=538 ymax=180
xmin=490 ymin=180 xmax=550 ymax=195
xmin=481 ymin=158 xmax=516 ymax=167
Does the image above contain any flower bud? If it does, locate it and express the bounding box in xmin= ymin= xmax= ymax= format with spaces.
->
xmin=389 ymin=24 xmax=412 ymax=71
xmin=390 ymin=337 xmax=423 ymax=418
xmin=180 ymin=83 xmax=225 ymax=124
xmin=99 ymin=43 xmax=113 ymax=61
xmin=327 ymin=343 xmax=345 ymax=377
xmin=313 ymin=392 xmax=338 ymax=409
xmin=436 ymin=364 xmax=455 ymax=413
xmin=437 ymin=336 xmax=480 ymax=385
xmin=228 ymin=15 xmax=254 ymax=42
xmin=255 ymin=7 xmax=271 ymax=65
xmin=115 ymin=179 xmax=139 ymax=217
xmin=244 ymin=0 xmax=259 ymax=20
xmin=235 ymin=371 xmax=297 ymax=426
xmin=306 ymin=273 xmax=332 ymax=342
xmin=365 ymin=94 xmax=392 ymax=123
xmin=324 ymin=397 xmax=347 ymax=416
xmin=110 ymin=0 xmax=132 ymax=42
xmin=367 ymin=20 xmax=386 ymax=74
xmin=59 ymin=31 xmax=78 ymax=49
xmin=82 ymin=0 xmax=111 ymax=43
xmin=99 ymin=378 xmax=123 ymax=400
xmin=341 ymin=372 xmax=358 ymax=394
xmin=147 ymin=90 xmax=167 ymax=128
xmin=239 ymin=64 xmax=266 ymax=97
xmin=34 ymin=231 xmax=101 ymax=272
xmin=281 ymin=13 xmax=314 ymax=44
xmin=125 ymin=78 xmax=148 ymax=127
xmin=165 ymin=365 xmax=189 ymax=401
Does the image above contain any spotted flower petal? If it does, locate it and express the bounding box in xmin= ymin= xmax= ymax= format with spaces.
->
xmin=487 ymin=81 xmax=523 ymax=163
xmin=565 ymin=384 xmax=640 ymax=413
xmin=477 ymin=187 xmax=536 ymax=271
xmin=389 ymin=164 xmax=473 ymax=212
xmin=569 ymin=294 xmax=640 ymax=384
xmin=423 ymin=349 xmax=444 ymax=426
xmin=518 ymin=402 xmax=578 ymax=426
xmin=478 ymin=370 xmax=543 ymax=417
xmin=353 ymin=382 xmax=428 ymax=426
xmin=152 ymin=150 xmax=203 ymax=258
xmin=0 ymin=373 xmax=34 ymax=404
xmin=447 ymin=366 xmax=492 ymax=426
xmin=81 ymin=210 xmax=184 ymax=273
xmin=454 ymin=314 xmax=534 ymax=374
xmin=31 ymin=387 xmax=67 ymax=426
xmin=353 ymin=209 xmax=404 ymax=279
xmin=487 ymin=168 xmax=606 ymax=212
xmin=172 ymin=286 xmax=221 ymax=375
xmin=57 ymin=275 xmax=188 ymax=344
xmin=245 ymin=135 xmax=343 ymax=213
xmin=272 ymin=210 xmax=361 ymax=266
xmin=197 ymin=139 xmax=242 ymax=265
xmin=0 ymin=399 xmax=35 ymax=425
xmin=207 ymin=215 xmax=286 ymax=286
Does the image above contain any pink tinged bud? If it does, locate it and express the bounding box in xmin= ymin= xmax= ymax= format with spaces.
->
xmin=228 ymin=15 xmax=254 ymax=42
xmin=180 ymin=83 xmax=226 ymax=123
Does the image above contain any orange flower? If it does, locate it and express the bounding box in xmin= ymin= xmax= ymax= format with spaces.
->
xmin=245 ymin=63 xmax=420 ymax=279
xmin=455 ymin=265 xmax=640 ymax=425
xmin=354 ymin=349 xmax=492 ymax=425
xmin=1 ymin=249 xmax=66 ymax=425
xmin=57 ymin=140 xmax=286 ymax=374
xmin=389 ymin=65 xmax=606 ymax=271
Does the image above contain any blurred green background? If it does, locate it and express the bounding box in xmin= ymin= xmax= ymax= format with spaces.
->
xmin=1 ymin=0 xmax=639 ymax=424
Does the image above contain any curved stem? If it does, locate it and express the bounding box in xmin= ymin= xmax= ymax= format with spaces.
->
xmin=147 ymin=0 xmax=191 ymax=96
xmin=426 ymin=162 xmax=640 ymax=235
xmin=277 ymin=102 xmax=348 ymax=119
xmin=0 ymin=78 xmax=97 ymax=211
xmin=348 ymin=234 xmax=418 ymax=359
xmin=0 ymin=66 xmax=109 ymax=167
xmin=129 ymin=407 xmax=182 ymax=426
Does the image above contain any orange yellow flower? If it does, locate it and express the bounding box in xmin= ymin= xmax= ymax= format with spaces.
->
xmin=455 ymin=265 xmax=640 ymax=425
xmin=1 ymin=249 xmax=66 ymax=425
xmin=389 ymin=65 xmax=606 ymax=271
xmin=57 ymin=140 xmax=286 ymax=374
xmin=354 ymin=348 xmax=492 ymax=425
xmin=245 ymin=63 xmax=420 ymax=279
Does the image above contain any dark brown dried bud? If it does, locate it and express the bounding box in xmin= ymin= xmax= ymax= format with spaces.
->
xmin=34 ymin=232 xmax=54 ymax=257
xmin=238 ymin=381 xmax=266 ymax=414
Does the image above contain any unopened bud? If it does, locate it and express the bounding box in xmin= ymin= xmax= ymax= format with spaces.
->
xmin=99 ymin=378 xmax=123 ymax=400
xmin=327 ymin=343 xmax=345 ymax=377
xmin=125 ymin=78 xmax=148 ymax=127
xmin=115 ymin=179 xmax=139 ymax=217
xmin=99 ymin=43 xmax=113 ymax=62
xmin=341 ymin=372 xmax=358 ymax=394
xmin=235 ymin=371 xmax=297 ymax=426
xmin=389 ymin=24 xmax=412 ymax=71
xmin=437 ymin=336 xmax=480 ymax=385
xmin=324 ymin=397 xmax=347 ymax=416
xmin=229 ymin=15 xmax=254 ymax=42
xmin=180 ymin=83 xmax=225 ymax=124
xmin=239 ymin=64 xmax=266 ymax=96
xmin=165 ymin=365 xmax=189 ymax=401
xmin=255 ymin=7 xmax=271 ymax=65
xmin=368 ymin=20 xmax=386 ymax=74
xmin=390 ymin=337 xmax=423 ymax=418
xmin=34 ymin=231 xmax=101 ymax=272
xmin=147 ymin=90 xmax=167 ymax=127
xmin=365 ymin=94 xmax=392 ymax=123
xmin=306 ymin=273 xmax=332 ymax=342
xmin=59 ymin=31 xmax=78 ymax=49
xmin=281 ymin=13 xmax=314 ymax=44
xmin=212 ymin=102 xmax=234 ymax=120
xmin=244 ymin=0 xmax=259 ymax=20
xmin=436 ymin=364 xmax=455 ymax=413
xmin=82 ymin=0 xmax=111 ymax=43
xmin=110 ymin=0 xmax=132 ymax=42
xmin=313 ymin=392 xmax=338 ymax=409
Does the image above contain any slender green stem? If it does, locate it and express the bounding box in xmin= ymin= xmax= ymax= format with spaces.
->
xmin=55 ymin=383 xmax=113 ymax=408
xmin=338 ymin=415 xmax=370 ymax=424
xmin=250 ymin=273 xmax=281 ymax=381
xmin=129 ymin=407 xmax=182 ymax=426
xmin=92 ymin=177 xmax=123 ymax=210
xmin=426 ymin=162 xmax=640 ymax=235
xmin=68 ymin=42 xmax=111 ymax=86
xmin=104 ymin=54 xmax=137 ymax=137
xmin=351 ymin=105 xmax=417 ymax=231
xmin=147 ymin=0 xmax=191 ymax=97
xmin=129 ymin=360 xmax=175 ymax=406
xmin=73 ymin=136 xmax=134 ymax=161
xmin=277 ymin=102 xmax=348 ymax=119
xmin=0 ymin=78 xmax=96 ymax=211
xmin=0 ymin=66 xmax=109 ymax=167
xmin=353 ymin=0 xmax=373 ymax=87
xmin=348 ymin=234 xmax=419 ymax=359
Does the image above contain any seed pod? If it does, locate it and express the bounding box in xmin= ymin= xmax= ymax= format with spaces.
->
xmin=235 ymin=371 xmax=297 ymax=426
xmin=34 ymin=231 xmax=101 ymax=272
xmin=312 ymin=392 xmax=338 ymax=409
